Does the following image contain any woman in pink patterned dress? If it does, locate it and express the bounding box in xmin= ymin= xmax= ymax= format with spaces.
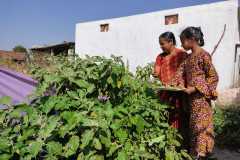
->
xmin=174 ymin=27 xmax=219 ymax=160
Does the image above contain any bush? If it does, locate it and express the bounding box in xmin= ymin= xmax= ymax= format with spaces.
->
xmin=0 ymin=55 xmax=191 ymax=160
xmin=214 ymin=106 xmax=240 ymax=150
xmin=13 ymin=45 xmax=27 ymax=53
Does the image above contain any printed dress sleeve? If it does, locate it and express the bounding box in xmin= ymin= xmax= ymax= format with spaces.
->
xmin=194 ymin=53 xmax=219 ymax=100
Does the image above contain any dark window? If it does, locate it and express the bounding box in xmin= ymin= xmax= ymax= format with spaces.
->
xmin=165 ymin=14 xmax=178 ymax=25
xmin=100 ymin=24 xmax=109 ymax=32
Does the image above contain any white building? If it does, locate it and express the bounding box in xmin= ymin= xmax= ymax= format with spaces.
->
xmin=75 ymin=0 xmax=239 ymax=90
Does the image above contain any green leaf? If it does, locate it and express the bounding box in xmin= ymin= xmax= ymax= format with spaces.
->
xmin=87 ymin=84 xmax=95 ymax=94
xmin=100 ymin=135 xmax=111 ymax=148
xmin=0 ymin=139 xmax=11 ymax=151
xmin=98 ymin=119 xmax=108 ymax=129
xmin=117 ymin=150 xmax=127 ymax=160
xmin=174 ymin=153 xmax=180 ymax=160
xmin=0 ymin=128 xmax=12 ymax=137
xmin=82 ymin=118 xmax=99 ymax=127
xmin=148 ymin=135 xmax=165 ymax=146
xmin=139 ymin=145 xmax=149 ymax=156
xmin=67 ymin=91 xmax=80 ymax=99
xmin=0 ymin=96 xmax=11 ymax=105
xmin=90 ymin=155 xmax=104 ymax=160
xmin=41 ymin=97 xmax=57 ymax=114
xmin=0 ymin=112 xmax=6 ymax=124
xmin=117 ymin=80 xmax=122 ymax=88
xmin=64 ymin=136 xmax=80 ymax=157
xmin=107 ymin=77 xmax=113 ymax=84
xmin=71 ymin=79 xmax=95 ymax=93
xmin=77 ymin=152 xmax=85 ymax=160
xmin=46 ymin=141 xmax=62 ymax=156
xmin=39 ymin=116 xmax=60 ymax=139
xmin=112 ymin=65 xmax=122 ymax=76
xmin=45 ymin=155 xmax=58 ymax=160
xmin=58 ymin=125 xmax=69 ymax=138
xmin=165 ymin=150 xmax=175 ymax=160
xmin=85 ymin=151 xmax=97 ymax=159
xmin=9 ymin=108 xmax=25 ymax=118
xmin=17 ymin=128 xmax=36 ymax=142
xmin=0 ymin=154 xmax=12 ymax=160
xmin=115 ymin=129 xmax=128 ymax=143
xmin=104 ymin=102 xmax=114 ymax=120
xmin=170 ymin=139 xmax=181 ymax=147
xmin=13 ymin=141 xmax=25 ymax=155
xmin=28 ymin=141 xmax=43 ymax=157
xmin=59 ymin=112 xmax=84 ymax=137
xmin=181 ymin=150 xmax=192 ymax=160
xmin=124 ymin=141 xmax=132 ymax=151
xmin=80 ymin=129 xmax=95 ymax=149
xmin=93 ymin=138 xmax=102 ymax=150
xmin=107 ymin=143 xmax=119 ymax=157
xmin=61 ymin=111 xmax=76 ymax=123
xmin=130 ymin=115 xmax=146 ymax=134
xmin=110 ymin=120 xmax=122 ymax=130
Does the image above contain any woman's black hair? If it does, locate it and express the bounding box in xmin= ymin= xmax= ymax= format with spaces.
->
xmin=180 ymin=27 xmax=204 ymax=46
xmin=159 ymin=32 xmax=176 ymax=45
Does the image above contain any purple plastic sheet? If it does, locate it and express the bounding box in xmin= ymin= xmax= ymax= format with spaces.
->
xmin=0 ymin=67 xmax=38 ymax=108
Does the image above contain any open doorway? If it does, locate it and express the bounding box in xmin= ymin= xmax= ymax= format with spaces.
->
xmin=233 ymin=44 xmax=240 ymax=87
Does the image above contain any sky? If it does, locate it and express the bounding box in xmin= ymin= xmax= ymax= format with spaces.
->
xmin=0 ymin=0 xmax=224 ymax=50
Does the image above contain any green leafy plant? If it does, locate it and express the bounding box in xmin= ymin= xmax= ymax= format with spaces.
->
xmin=0 ymin=55 xmax=191 ymax=160
xmin=214 ymin=106 xmax=240 ymax=150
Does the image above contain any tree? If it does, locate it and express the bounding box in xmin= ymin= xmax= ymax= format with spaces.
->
xmin=13 ymin=45 xmax=27 ymax=53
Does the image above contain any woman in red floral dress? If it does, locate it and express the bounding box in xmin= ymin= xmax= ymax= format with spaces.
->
xmin=153 ymin=32 xmax=188 ymax=137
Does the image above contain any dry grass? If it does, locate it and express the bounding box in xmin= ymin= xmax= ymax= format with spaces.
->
xmin=0 ymin=54 xmax=54 ymax=75
xmin=0 ymin=59 xmax=30 ymax=75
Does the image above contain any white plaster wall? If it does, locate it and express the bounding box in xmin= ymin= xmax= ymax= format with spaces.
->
xmin=75 ymin=0 xmax=239 ymax=90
